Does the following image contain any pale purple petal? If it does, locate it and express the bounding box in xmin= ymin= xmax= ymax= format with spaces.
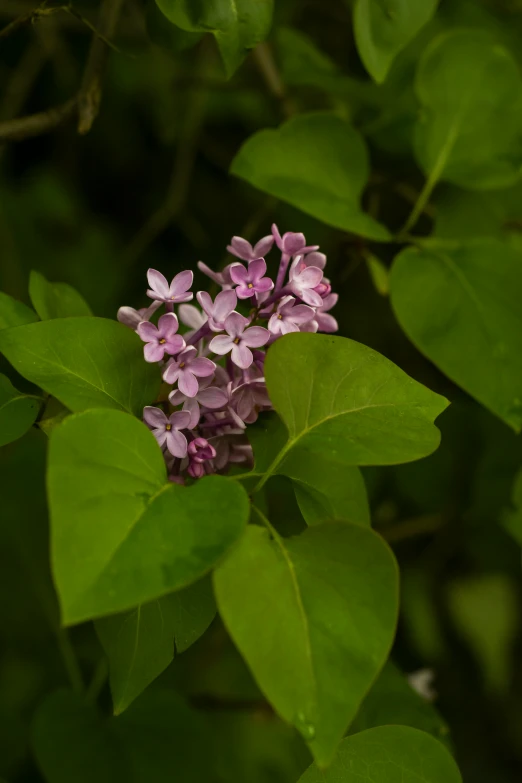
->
xmin=281 ymin=320 xmax=300 ymax=335
xmin=198 ymin=261 xmax=224 ymax=286
xmin=190 ymin=357 xmax=216 ymax=377
xmin=196 ymin=291 xmax=213 ymax=317
xmin=229 ymin=263 xmax=249 ymax=285
xmin=283 ymin=232 xmax=306 ymax=255
xmin=197 ymin=387 xmax=228 ymax=408
xmin=209 ymin=334 xmax=234 ymax=355
xmin=170 ymin=270 xmax=193 ymax=298
xmin=268 ymin=313 xmax=282 ymax=334
xmin=224 ymin=312 xmax=248 ymax=338
xmin=158 ymin=312 xmax=179 ymax=337
xmin=213 ymin=289 xmax=237 ymax=322
xmin=137 ymin=321 xmax=159 ymax=341
xmin=178 ymin=370 xmax=199 ymax=398
xmin=235 ymin=285 xmax=255 ymax=300
xmin=178 ymin=346 xmax=197 ymax=364
xmin=169 ymin=409 xmax=192 ymax=429
xmin=290 ymin=304 xmax=315 ymax=324
xmin=143 ymin=406 xmax=167 ymax=428
xmin=253 ymin=235 xmax=275 ymax=257
xmin=118 ymin=307 xmax=142 ymax=329
xmin=179 ymin=304 xmax=207 ymax=330
xmin=163 ymin=363 xmax=180 ymax=384
xmin=154 ymin=429 xmax=168 ymax=448
xmin=316 ymin=313 xmax=338 ymax=332
xmin=304 ymin=252 xmax=326 ymax=270
xmin=235 ymin=388 xmax=254 ymax=421
xmin=298 ymin=266 xmax=323 ymax=288
xmin=300 ymin=288 xmax=324 ymax=307
xmin=254 ymin=277 xmax=274 ymax=293
xmin=227 ymin=237 xmax=254 ymax=260
xmin=248 ymin=258 xmax=267 ymax=283
xmin=320 ymin=293 xmax=338 ymax=312
xmin=144 ymin=342 xmax=165 ymax=362
xmin=165 ymin=335 xmax=186 ymax=355
xmin=166 ymin=429 xmax=188 ymax=458
xmin=147 ymin=269 xmax=170 ymax=298
xmin=169 ymin=389 xmax=186 ymax=405
xmin=271 ymin=223 xmax=283 ymax=250
xmin=241 ymin=326 xmax=270 ymax=348
xmin=172 ymin=291 xmax=194 ymax=304
xmin=231 ymin=342 xmax=253 ymax=369
xmin=301 ymin=319 xmax=319 ymax=333
xmin=183 ymin=398 xmax=200 ymax=429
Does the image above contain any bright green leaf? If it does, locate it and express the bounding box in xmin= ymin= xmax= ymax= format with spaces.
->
xmin=96 ymin=577 xmax=216 ymax=714
xmin=0 ymin=317 xmax=159 ymax=416
xmin=0 ymin=374 xmax=41 ymax=448
xmin=414 ymin=30 xmax=522 ymax=190
xmin=253 ymin=333 xmax=448 ymax=495
xmin=48 ymin=409 xmax=248 ymax=625
xmin=29 ymin=270 xmax=92 ymax=320
xmin=354 ymin=0 xmax=438 ymax=83
xmin=215 ymin=0 xmax=274 ymax=78
xmin=32 ymin=689 xmax=211 ymax=783
xmin=390 ymin=241 xmax=522 ymax=431
xmin=247 ymin=413 xmax=370 ymax=527
xmin=365 ymin=252 xmax=389 ymax=295
xmin=214 ymin=521 xmax=399 ymax=766
xmin=0 ymin=291 xmax=38 ymax=330
xmin=230 ymin=113 xmax=390 ymax=241
xmin=298 ymin=725 xmax=462 ymax=781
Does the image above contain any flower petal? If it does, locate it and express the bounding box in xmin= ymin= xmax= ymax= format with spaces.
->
xmin=169 ymin=409 xmax=192 ymax=429
xmin=183 ymin=398 xmax=200 ymax=429
xmin=298 ymin=266 xmax=323 ymax=288
xmin=147 ymin=269 xmax=170 ymax=297
xmin=154 ymin=429 xmax=168 ymax=448
xmin=143 ymin=406 xmax=167 ymax=428
xmin=228 ymin=236 xmax=254 ymax=260
xmin=271 ymin=223 xmax=283 ymax=250
xmin=229 ymin=263 xmax=248 ymax=285
xmin=190 ymin=357 xmax=216 ymax=377
xmin=213 ymin=289 xmax=237 ymax=322
xmin=117 ymin=306 xmax=141 ymax=329
xmin=166 ymin=429 xmax=188 ymax=458
xmin=290 ymin=304 xmax=315 ymax=324
xmin=300 ymin=288 xmax=323 ymax=307
xmin=198 ymin=261 xmax=223 ymax=286
xmin=224 ymin=311 xmax=248 ymax=338
xmin=170 ymin=270 xmax=193 ymax=297
xmin=235 ymin=286 xmax=255 ymax=300
xmin=157 ymin=312 xmax=179 ymax=337
xmin=178 ymin=370 xmax=199 ymax=398
xmin=208 ymin=334 xmax=234 ymax=355
xmin=163 ymin=362 xmax=180 ymax=384
xmin=144 ymin=342 xmax=165 ymax=362
xmin=169 ymin=389 xmax=186 ymax=405
xmin=248 ymin=257 xmax=267 ymax=283
xmin=137 ymin=321 xmax=159 ymax=342
xmin=231 ymin=342 xmax=253 ymax=370
xmin=304 ymin=251 xmax=326 ymax=270
xmin=283 ymin=232 xmax=306 ymax=255
xmin=165 ymin=335 xmax=186 ymax=355
xmin=179 ymin=304 xmax=207 ymax=330
xmin=196 ymin=291 xmax=213 ymax=317
xmin=254 ymin=277 xmax=274 ymax=293
xmin=253 ymin=235 xmax=275 ymax=257
xmin=316 ymin=313 xmax=338 ymax=332
xmin=268 ymin=313 xmax=282 ymax=334
xmin=241 ymin=326 xmax=270 ymax=348
xmin=197 ymin=386 xmax=228 ymax=408
xmin=320 ymin=292 xmax=338 ymax=312
xmin=280 ymin=320 xmax=299 ymax=335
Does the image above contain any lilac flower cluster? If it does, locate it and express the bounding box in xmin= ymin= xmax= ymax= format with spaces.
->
xmin=118 ymin=224 xmax=338 ymax=482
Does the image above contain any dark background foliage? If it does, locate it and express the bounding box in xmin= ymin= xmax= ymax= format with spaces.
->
xmin=1 ymin=0 xmax=522 ymax=781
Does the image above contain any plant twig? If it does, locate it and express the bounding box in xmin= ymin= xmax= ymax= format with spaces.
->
xmin=0 ymin=2 xmax=62 ymax=40
xmin=0 ymin=96 xmax=77 ymax=141
xmin=251 ymin=41 xmax=295 ymax=119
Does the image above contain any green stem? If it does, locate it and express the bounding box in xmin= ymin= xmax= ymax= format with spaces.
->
xmin=86 ymin=658 xmax=108 ymax=704
xmin=55 ymin=628 xmax=85 ymax=695
xmin=397 ymin=169 xmax=439 ymax=238
xmin=251 ymin=439 xmax=293 ymax=495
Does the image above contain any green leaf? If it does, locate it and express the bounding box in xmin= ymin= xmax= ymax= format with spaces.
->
xmin=414 ymin=30 xmax=522 ymax=190
xmin=0 ymin=317 xmax=159 ymax=416
xmin=253 ymin=333 xmax=448 ymax=495
xmin=215 ymin=0 xmax=274 ymax=78
xmin=214 ymin=521 xmax=399 ymax=766
xmin=390 ymin=241 xmax=522 ymax=431
xmin=146 ymin=0 xmax=203 ymax=52
xmin=230 ymin=113 xmax=390 ymax=241
xmin=297 ymin=725 xmax=462 ymax=781
xmin=365 ymin=253 xmax=389 ymax=295
xmin=48 ymin=409 xmax=248 ymax=625
xmin=351 ymin=662 xmax=449 ymax=744
xmin=0 ymin=374 xmax=42 ymax=447
xmin=28 ymin=270 xmax=92 ymax=320
xmin=248 ymin=413 xmax=370 ymax=527
xmin=155 ymin=0 xmax=236 ymax=31
xmin=96 ymin=577 xmax=216 ymax=714
xmin=32 ymin=689 xmax=211 ymax=783
xmin=0 ymin=291 xmax=38 ymax=329
xmin=504 ymin=470 xmax=522 ymax=546
xmin=353 ymin=0 xmax=438 ymax=84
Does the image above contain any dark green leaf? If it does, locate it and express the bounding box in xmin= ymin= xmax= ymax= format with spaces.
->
xmin=298 ymin=725 xmax=462 ymax=781
xmin=0 ymin=291 xmax=38 ymax=329
xmin=96 ymin=577 xmax=216 ymax=714
xmin=214 ymin=521 xmax=398 ymax=766
xmin=504 ymin=470 xmax=522 ymax=546
xmin=390 ymin=241 xmax=522 ymax=431
xmin=353 ymin=0 xmax=438 ymax=83
xmin=28 ymin=270 xmax=92 ymax=320
xmin=414 ymin=30 xmax=522 ymax=190
xmin=32 ymin=689 xmax=211 ymax=783
xmin=146 ymin=0 xmax=203 ymax=51
xmin=48 ymin=409 xmax=248 ymax=625
xmin=230 ymin=113 xmax=390 ymax=241
xmin=248 ymin=413 xmax=370 ymax=527
xmin=0 ymin=374 xmax=41 ymax=447
xmin=0 ymin=317 xmax=159 ymax=416
xmin=215 ymin=0 xmax=274 ymax=78
xmin=155 ymin=0 xmax=236 ymax=31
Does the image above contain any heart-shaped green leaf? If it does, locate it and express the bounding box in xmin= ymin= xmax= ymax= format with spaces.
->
xmin=0 ymin=317 xmax=159 ymax=416
xmin=252 ymin=333 xmax=448 ymax=494
xmin=214 ymin=520 xmax=399 ymax=766
xmin=230 ymin=113 xmax=390 ymax=241
xmin=29 ymin=270 xmax=92 ymax=320
xmin=0 ymin=373 xmax=42 ymax=447
xmin=414 ymin=30 xmax=522 ymax=190
xmin=48 ymin=409 xmax=249 ymax=625
xmin=390 ymin=241 xmax=522 ymax=431
xmin=353 ymin=0 xmax=438 ymax=84
xmin=298 ymin=725 xmax=462 ymax=781
xmin=96 ymin=576 xmax=216 ymax=714
xmin=0 ymin=290 xmax=38 ymax=329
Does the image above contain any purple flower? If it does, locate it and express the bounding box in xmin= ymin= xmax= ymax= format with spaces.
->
xmin=229 ymin=259 xmax=274 ymax=300
xmin=196 ymin=290 xmax=237 ymax=332
xmin=268 ymin=296 xmax=315 ymax=336
xmin=272 ymin=224 xmax=319 ymax=256
xmin=314 ymin=293 xmax=339 ymax=333
xmin=169 ymin=378 xmax=228 ymax=428
xmin=147 ymin=269 xmax=194 ymax=304
xmin=197 ymin=261 xmax=235 ymax=289
xmin=163 ymin=346 xmax=215 ymax=397
xmin=117 ymin=301 xmax=161 ymax=330
xmin=143 ymin=407 xmax=191 ymax=458
xmin=288 ymin=256 xmax=324 ymax=307
xmin=227 ymin=234 xmax=275 ymax=261
xmin=211 ymin=435 xmax=253 ymax=470
xmin=178 ymin=304 xmax=207 ymax=334
xmin=209 ymin=312 xmax=269 ymax=370
xmin=188 ymin=437 xmax=216 ymax=463
xmin=303 ymin=251 xmax=327 ymax=270
xmin=137 ymin=313 xmax=185 ymax=362
xmin=232 ymin=379 xmax=271 ymax=424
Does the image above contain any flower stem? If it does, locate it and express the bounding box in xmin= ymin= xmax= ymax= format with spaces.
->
xmin=275 ymin=253 xmax=290 ymax=291
xmin=186 ymin=323 xmax=211 ymax=346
